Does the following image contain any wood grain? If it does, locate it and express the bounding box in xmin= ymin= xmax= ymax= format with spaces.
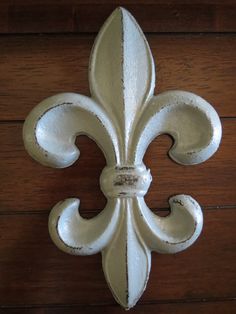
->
xmin=0 ymin=34 xmax=235 ymax=120
xmin=0 ymin=2 xmax=235 ymax=312
xmin=0 ymin=119 xmax=235 ymax=213
xmin=0 ymin=1 xmax=236 ymax=34
xmin=1 ymin=300 xmax=236 ymax=314
xmin=0 ymin=208 xmax=235 ymax=305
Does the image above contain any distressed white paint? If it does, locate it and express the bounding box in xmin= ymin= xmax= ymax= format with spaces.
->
xmin=23 ymin=7 xmax=222 ymax=309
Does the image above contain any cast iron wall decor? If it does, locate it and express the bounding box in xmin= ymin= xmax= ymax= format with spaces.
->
xmin=23 ymin=7 xmax=222 ymax=309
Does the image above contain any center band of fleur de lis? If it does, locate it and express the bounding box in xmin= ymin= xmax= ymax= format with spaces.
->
xmin=23 ymin=8 xmax=222 ymax=309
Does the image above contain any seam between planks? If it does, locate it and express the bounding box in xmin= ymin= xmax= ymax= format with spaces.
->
xmin=0 ymin=31 xmax=236 ymax=36
xmin=0 ymin=205 xmax=235 ymax=216
xmin=1 ymin=297 xmax=236 ymax=309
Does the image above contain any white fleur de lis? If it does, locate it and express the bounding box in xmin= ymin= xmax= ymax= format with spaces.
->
xmin=23 ymin=7 xmax=222 ymax=309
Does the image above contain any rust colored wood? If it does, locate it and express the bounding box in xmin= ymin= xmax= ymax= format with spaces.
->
xmin=0 ymin=1 xmax=236 ymax=34
xmin=0 ymin=208 xmax=235 ymax=305
xmin=0 ymin=34 xmax=235 ymax=120
xmin=0 ymin=119 xmax=235 ymax=213
xmin=1 ymin=300 xmax=236 ymax=314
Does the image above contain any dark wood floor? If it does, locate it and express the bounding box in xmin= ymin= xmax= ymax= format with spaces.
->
xmin=0 ymin=1 xmax=235 ymax=313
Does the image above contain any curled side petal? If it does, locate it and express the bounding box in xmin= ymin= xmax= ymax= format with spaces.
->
xmin=134 ymin=196 xmax=203 ymax=254
xmin=132 ymin=91 xmax=222 ymax=165
xmin=23 ymin=93 xmax=119 ymax=167
xmin=49 ymin=198 xmax=120 ymax=255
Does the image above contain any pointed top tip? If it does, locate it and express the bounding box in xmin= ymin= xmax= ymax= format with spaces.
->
xmin=113 ymin=6 xmax=131 ymax=17
xmin=115 ymin=6 xmax=126 ymax=11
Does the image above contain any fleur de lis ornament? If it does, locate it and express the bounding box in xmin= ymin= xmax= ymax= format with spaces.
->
xmin=23 ymin=7 xmax=222 ymax=309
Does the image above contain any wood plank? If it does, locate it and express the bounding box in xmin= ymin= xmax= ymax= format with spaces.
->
xmin=0 ymin=34 xmax=235 ymax=120
xmin=0 ymin=119 xmax=235 ymax=213
xmin=1 ymin=300 xmax=236 ymax=314
xmin=0 ymin=208 xmax=235 ymax=305
xmin=0 ymin=1 xmax=236 ymax=34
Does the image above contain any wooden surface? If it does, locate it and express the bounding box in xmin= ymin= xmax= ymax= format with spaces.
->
xmin=0 ymin=1 xmax=235 ymax=313
xmin=1 ymin=301 xmax=236 ymax=314
xmin=0 ymin=119 xmax=235 ymax=213
xmin=1 ymin=34 xmax=236 ymax=120
xmin=1 ymin=0 xmax=236 ymax=34
xmin=0 ymin=209 xmax=236 ymax=306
